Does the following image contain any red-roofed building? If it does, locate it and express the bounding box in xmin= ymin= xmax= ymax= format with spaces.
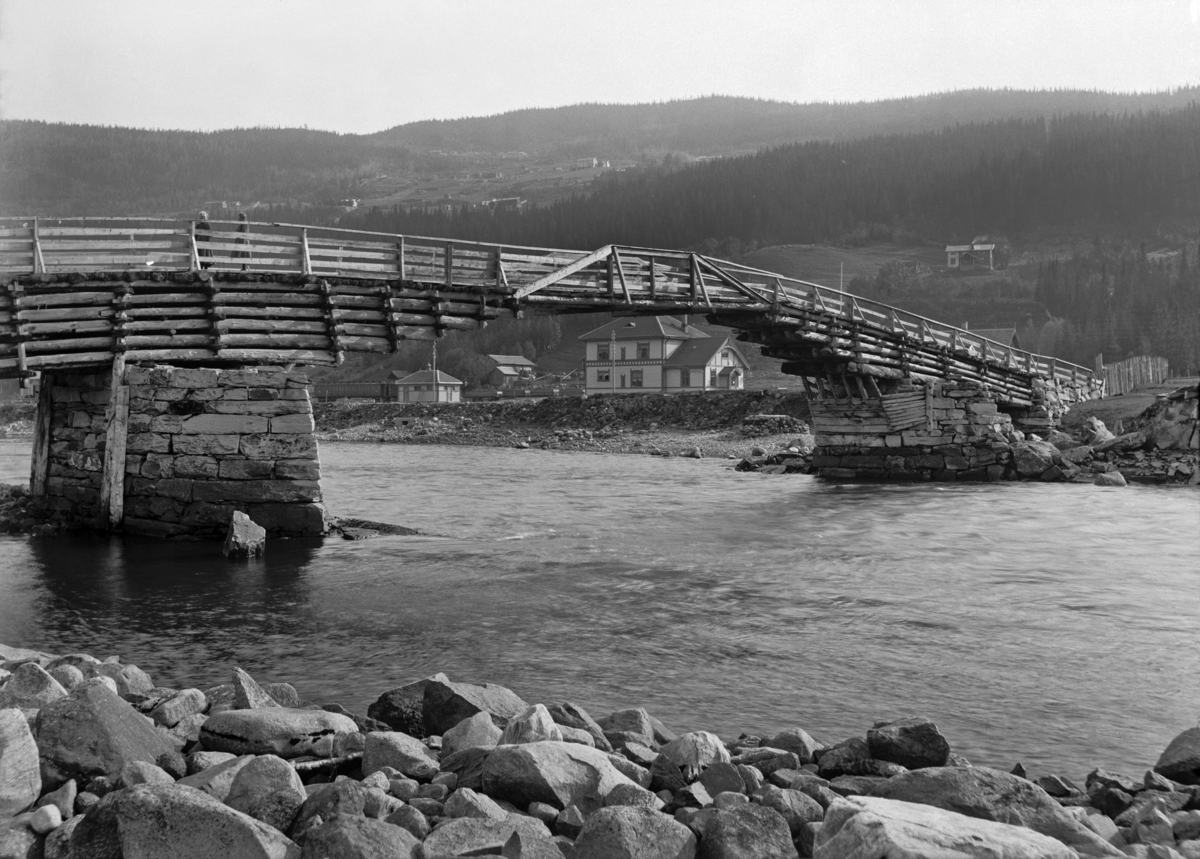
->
xmin=579 ymin=316 xmax=749 ymax=394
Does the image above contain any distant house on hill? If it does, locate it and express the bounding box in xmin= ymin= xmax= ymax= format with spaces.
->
xmin=946 ymin=235 xmax=996 ymax=270
xmin=486 ymin=355 xmax=537 ymax=387
xmin=579 ymin=316 xmax=748 ymax=395
xmin=387 ymin=369 xmax=463 ymax=403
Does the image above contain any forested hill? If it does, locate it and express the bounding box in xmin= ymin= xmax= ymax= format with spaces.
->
xmin=3 ymin=87 xmax=1199 ymax=215
xmin=368 ymin=88 xmax=1200 ymax=156
xmin=348 ymin=107 xmax=1200 ymax=250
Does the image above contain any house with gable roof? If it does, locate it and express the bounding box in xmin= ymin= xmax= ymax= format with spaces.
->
xmin=579 ymin=315 xmax=749 ymax=395
xmin=386 ymin=368 xmax=463 ymax=403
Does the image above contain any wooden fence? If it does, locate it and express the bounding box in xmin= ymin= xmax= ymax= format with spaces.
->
xmin=1102 ymin=356 xmax=1169 ymax=396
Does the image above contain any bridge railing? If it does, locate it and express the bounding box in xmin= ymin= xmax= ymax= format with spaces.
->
xmin=0 ymin=217 xmax=1094 ymax=393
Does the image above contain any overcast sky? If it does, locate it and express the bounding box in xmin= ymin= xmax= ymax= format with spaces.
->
xmin=1 ymin=0 xmax=1197 ymax=134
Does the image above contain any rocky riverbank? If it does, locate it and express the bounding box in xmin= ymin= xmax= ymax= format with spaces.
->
xmin=2 ymin=642 xmax=1199 ymax=858
xmin=313 ymin=391 xmax=813 ymax=461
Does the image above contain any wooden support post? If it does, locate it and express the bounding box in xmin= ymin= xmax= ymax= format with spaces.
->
xmin=189 ymin=221 xmax=200 ymax=271
xmin=800 ymin=374 xmax=816 ymax=400
xmin=648 ymin=256 xmax=657 ymax=300
xmin=854 ymin=374 xmax=870 ymax=402
xmin=32 ymin=217 xmax=45 ymax=275
xmin=444 ymin=242 xmax=454 ymax=289
xmin=772 ymin=278 xmax=782 ymax=320
xmin=612 ymin=248 xmax=632 ymax=303
xmin=689 ymin=254 xmax=699 ymax=303
xmin=301 ymin=229 xmax=313 ymax=275
xmin=30 ymin=373 xmax=54 ymax=497
xmin=398 ymin=236 xmax=406 ymax=280
xmin=924 ymin=383 xmax=935 ymax=432
xmin=98 ymin=356 xmax=129 ymax=531
xmin=607 ymin=255 xmax=615 ymax=299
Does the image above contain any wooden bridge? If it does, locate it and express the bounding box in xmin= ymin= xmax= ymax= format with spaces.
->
xmin=0 ymin=217 xmax=1099 ymax=411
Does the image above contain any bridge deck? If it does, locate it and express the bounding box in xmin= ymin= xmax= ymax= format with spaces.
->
xmin=0 ymin=217 xmax=1097 ymax=406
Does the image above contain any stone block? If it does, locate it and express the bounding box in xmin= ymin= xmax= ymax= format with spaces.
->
xmin=124 ymin=367 xmax=153 ymax=385
xmin=240 ymin=434 xmax=316 ymax=459
xmin=141 ymin=454 xmax=175 ymax=479
xmin=173 ymin=456 xmax=220 ymax=478
xmin=211 ymin=401 xmax=303 ymax=416
xmin=218 ymin=460 xmax=274 ymax=480
xmin=244 ymin=502 xmax=326 ymax=536
xmin=173 ymin=434 xmax=241 ymax=455
xmin=167 ymin=368 xmax=219 ymax=388
xmin=274 ymin=460 xmax=321 ymax=481
xmin=185 ymin=388 xmax=226 ymax=401
xmin=90 ymin=415 xmax=109 ymax=433
xmin=156 ymin=478 xmax=194 ymax=502
xmin=81 ymin=389 xmax=111 ymax=405
xmin=126 ymin=495 xmax=185 ymax=521
xmin=884 ymin=435 xmax=902 ymax=447
xmin=270 ymin=414 xmax=315 ymax=434
xmin=128 ymin=414 xmax=152 ymax=433
xmin=913 ymin=455 xmax=944 ymax=470
xmin=181 ymin=414 xmax=268 ymax=434
xmin=52 ymin=387 xmax=83 ymax=403
xmin=247 ymin=388 xmax=280 ymax=401
xmin=191 ymin=480 xmax=321 ymax=504
xmin=285 ymin=371 xmax=310 ymax=386
xmin=151 ymin=387 xmax=187 ymax=402
xmin=219 ymin=387 xmax=248 ymax=401
xmin=279 ymin=389 xmax=309 ymax=400
xmin=944 ymin=455 xmax=970 ymax=470
xmin=221 ymin=369 xmax=286 ymax=387
xmin=128 ymin=477 xmax=157 ymax=496
xmin=70 ymin=412 xmax=92 ymax=429
xmin=125 ymin=455 xmax=143 ymax=475
xmin=127 ymin=433 xmax=171 ymax=454
xmin=181 ymin=501 xmax=238 ymax=529
xmin=968 ymin=402 xmax=998 ymax=415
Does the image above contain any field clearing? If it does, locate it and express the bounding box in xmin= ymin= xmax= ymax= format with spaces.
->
xmin=742 ymin=243 xmax=948 ymax=287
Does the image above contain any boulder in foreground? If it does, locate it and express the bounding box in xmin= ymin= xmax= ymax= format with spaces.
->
xmin=223 ymin=511 xmax=266 ymax=558
xmin=816 ymin=795 xmax=1077 ymax=858
xmin=199 ymin=708 xmax=357 ymax=758
xmin=481 ymin=740 xmax=637 ymax=809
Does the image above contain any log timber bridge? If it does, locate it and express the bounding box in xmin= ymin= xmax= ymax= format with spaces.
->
xmin=0 ymin=217 xmax=1103 ymax=537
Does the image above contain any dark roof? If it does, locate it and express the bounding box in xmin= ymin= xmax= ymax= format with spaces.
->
xmin=487 ymin=354 xmax=536 ymax=367
xmin=390 ymin=369 xmax=463 ymax=385
xmin=579 ymin=315 xmax=708 ymax=341
xmin=663 ymin=336 xmax=748 ymax=368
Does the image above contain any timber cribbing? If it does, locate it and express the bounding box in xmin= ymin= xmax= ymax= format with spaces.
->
xmin=0 ymin=217 xmax=1098 ymax=407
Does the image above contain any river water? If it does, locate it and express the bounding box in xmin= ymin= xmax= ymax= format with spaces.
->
xmin=0 ymin=439 xmax=1196 ymax=780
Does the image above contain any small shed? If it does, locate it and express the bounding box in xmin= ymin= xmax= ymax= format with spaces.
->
xmin=388 ymin=369 xmax=463 ymax=403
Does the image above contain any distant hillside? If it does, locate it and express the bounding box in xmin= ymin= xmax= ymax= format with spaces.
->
xmin=368 ymin=89 xmax=1200 ymax=157
xmin=4 ymin=87 xmax=1200 ymax=215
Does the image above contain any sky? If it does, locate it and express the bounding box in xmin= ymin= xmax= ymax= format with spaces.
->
xmin=1 ymin=0 xmax=1198 ymax=135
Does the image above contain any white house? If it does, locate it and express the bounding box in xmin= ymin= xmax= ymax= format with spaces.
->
xmin=946 ymin=235 xmax=996 ymax=270
xmin=387 ymin=369 xmax=463 ymax=403
xmin=579 ymin=316 xmax=749 ymax=395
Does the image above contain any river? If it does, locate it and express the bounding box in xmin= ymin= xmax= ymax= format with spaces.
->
xmin=0 ymin=439 xmax=1196 ymax=781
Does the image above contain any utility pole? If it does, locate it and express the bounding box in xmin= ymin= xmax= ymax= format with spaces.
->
xmin=610 ymin=330 xmax=616 ymax=395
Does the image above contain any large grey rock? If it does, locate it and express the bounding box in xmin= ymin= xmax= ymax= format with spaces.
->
xmin=441 ymin=746 xmax=490 ymax=792
xmin=866 ymin=717 xmax=951 ymax=769
xmin=442 ymin=710 xmax=503 ymax=757
xmin=67 ymin=790 xmax=123 ymax=859
xmin=225 ymin=754 xmax=306 ymax=824
xmin=367 ymin=674 xmax=444 ymax=736
xmin=659 ymin=731 xmax=730 ymax=781
xmin=816 ymin=795 xmax=1077 ymax=858
xmin=871 ymin=765 xmax=1123 ymax=856
xmin=604 ymin=781 xmax=666 ymax=811
xmin=177 ymin=754 xmax=255 ymax=801
xmin=233 ymin=668 xmax=281 ymax=710
xmin=0 ymin=816 xmax=40 ymax=859
xmin=573 ymin=805 xmax=696 ymax=858
xmin=689 ymin=802 xmax=798 ymax=858
xmin=815 ymin=738 xmax=872 ymax=779
xmin=289 ymin=780 xmax=369 ymax=844
xmin=113 ymin=783 xmax=300 ymax=858
xmin=599 ymin=708 xmax=657 ymax=749
xmin=149 ymin=688 xmax=207 ymax=728
xmin=546 ymin=702 xmax=613 ymax=752
xmin=482 ymin=740 xmax=638 ymax=809
xmin=422 ymin=674 xmax=529 ymax=735
xmin=0 ymin=707 xmax=40 ymax=817
xmin=36 ymin=682 xmax=177 ymax=787
xmin=362 ymin=730 xmax=440 ymax=779
xmin=0 ymin=662 xmax=68 ymax=709
xmin=498 ymin=704 xmax=564 ymax=745
xmin=1011 ymin=439 xmax=1059 ymax=478
xmin=422 ymin=816 xmax=552 ymax=857
xmin=97 ymin=662 xmax=155 ymax=698
xmin=298 ymin=814 xmax=419 ymax=859
xmin=48 ymin=664 xmax=85 ymax=692
xmin=757 ymin=784 xmax=824 ymax=835
xmin=1156 ymin=729 xmax=1200 ymax=786
xmin=120 ymin=760 xmax=175 ymax=787
xmin=199 ymin=707 xmax=356 ymax=758
xmin=443 ymin=786 xmax=509 ymax=820
xmin=766 ymin=728 xmax=824 ymax=765
xmin=224 ymin=511 xmax=266 ymax=558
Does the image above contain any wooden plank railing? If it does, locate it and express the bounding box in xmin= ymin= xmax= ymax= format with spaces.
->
xmin=0 ymin=217 xmax=1098 ymax=403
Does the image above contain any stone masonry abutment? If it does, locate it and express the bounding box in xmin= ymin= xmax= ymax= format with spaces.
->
xmin=30 ymin=364 xmax=326 ymax=538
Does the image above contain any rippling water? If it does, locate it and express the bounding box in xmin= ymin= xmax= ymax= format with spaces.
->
xmin=0 ymin=439 xmax=1196 ymax=780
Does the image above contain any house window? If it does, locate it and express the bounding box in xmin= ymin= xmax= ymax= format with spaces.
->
xmin=597 ymin=344 xmax=610 ymax=361
xmin=709 ymin=368 xmax=718 ymax=386
xmin=620 ymin=346 xmax=627 ymax=360
xmin=630 ymin=370 xmax=643 ymax=388
xmin=596 ymin=368 xmax=610 ymax=383
xmin=680 ymin=369 xmax=691 ymax=387
xmin=637 ymin=342 xmax=650 ymax=359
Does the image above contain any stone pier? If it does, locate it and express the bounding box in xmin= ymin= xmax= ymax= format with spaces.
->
xmin=32 ymin=364 xmax=326 ymax=538
xmin=808 ymin=376 xmax=1074 ymax=481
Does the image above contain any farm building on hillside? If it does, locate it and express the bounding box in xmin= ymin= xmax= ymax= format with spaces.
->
xmin=387 ymin=369 xmax=463 ymax=403
xmin=486 ymin=355 xmax=537 ymax=387
xmin=946 ymin=236 xmax=996 ymax=270
xmin=579 ymin=316 xmax=749 ymax=395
